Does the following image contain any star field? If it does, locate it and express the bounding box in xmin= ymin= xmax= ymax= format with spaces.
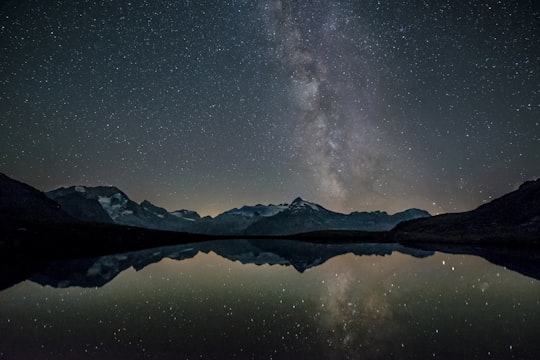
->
xmin=1 ymin=0 xmax=538 ymax=216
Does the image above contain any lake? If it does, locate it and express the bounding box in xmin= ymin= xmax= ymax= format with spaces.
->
xmin=0 ymin=240 xmax=539 ymax=359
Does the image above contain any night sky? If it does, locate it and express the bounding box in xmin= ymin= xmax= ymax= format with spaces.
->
xmin=1 ymin=0 xmax=538 ymax=216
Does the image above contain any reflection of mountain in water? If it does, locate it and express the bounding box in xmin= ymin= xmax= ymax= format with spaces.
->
xmin=405 ymin=243 xmax=540 ymax=282
xmin=2 ymin=240 xmax=539 ymax=291
xmin=12 ymin=241 xmax=433 ymax=289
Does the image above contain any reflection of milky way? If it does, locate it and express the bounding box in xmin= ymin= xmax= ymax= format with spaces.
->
xmin=1 ymin=251 xmax=540 ymax=359
xmin=263 ymin=0 xmax=392 ymax=207
xmin=317 ymin=267 xmax=398 ymax=355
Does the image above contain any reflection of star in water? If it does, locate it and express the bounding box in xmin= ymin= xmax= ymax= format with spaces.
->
xmin=317 ymin=268 xmax=398 ymax=353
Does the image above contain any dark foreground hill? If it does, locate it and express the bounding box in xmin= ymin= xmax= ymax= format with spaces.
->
xmin=393 ymin=179 xmax=540 ymax=244
xmin=0 ymin=173 xmax=74 ymax=227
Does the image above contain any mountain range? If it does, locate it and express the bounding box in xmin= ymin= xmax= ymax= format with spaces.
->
xmin=44 ymin=181 xmax=430 ymax=235
xmin=1 ymin=173 xmax=539 ymax=255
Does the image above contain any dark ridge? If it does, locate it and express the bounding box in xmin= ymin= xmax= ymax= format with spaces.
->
xmin=393 ymin=178 xmax=540 ymax=244
xmin=0 ymin=173 xmax=74 ymax=227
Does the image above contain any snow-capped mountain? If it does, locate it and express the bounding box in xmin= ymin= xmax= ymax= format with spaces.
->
xmin=40 ymin=181 xmax=430 ymax=235
xmin=47 ymin=186 xmax=133 ymax=221
xmin=245 ymin=197 xmax=431 ymax=235
xmin=287 ymin=197 xmax=323 ymax=213
xmin=44 ymin=183 xmax=431 ymax=235
xmin=46 ymin=186 xmax=194 ymax=231
xmin=182 ymin=203 xmax=290 ymax=235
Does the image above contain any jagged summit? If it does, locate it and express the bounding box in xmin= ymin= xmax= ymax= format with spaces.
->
xmin=288 ymin=197 xmax=321 ymax=212
xmin=49 ymin=185 xmax=127 ymax=199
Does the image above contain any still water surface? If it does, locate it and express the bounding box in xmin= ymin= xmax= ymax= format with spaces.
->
xmin=0 ymin=241 xmax=539 ymax=359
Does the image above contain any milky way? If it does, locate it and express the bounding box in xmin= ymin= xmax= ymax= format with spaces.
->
xmin=262 ymin=0 xmax=403 ymax=209
xmin=0 ymin=0 xmax=538 ymax=215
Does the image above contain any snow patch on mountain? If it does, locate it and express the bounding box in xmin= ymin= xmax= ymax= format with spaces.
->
xmin=171 ymin=214 xmax=196 ymax=221
xmin=97 ymin=193 xmax=128 ymax=220
xmin=171 ymin=209 xmax=201 ymax=221
xmin=224 ymin=204 xmax=288 ymax=218
xmin=141 ymin=202 xmax=167 ymax=219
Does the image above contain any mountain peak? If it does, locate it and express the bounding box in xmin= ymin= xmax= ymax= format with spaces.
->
xmin=288 ymin=197 xmax=320 ymax=212
xmin=140 ymin=200 xmax=154 ymax=207
xmin=292 ymin=197 xmax=304 ymax=203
